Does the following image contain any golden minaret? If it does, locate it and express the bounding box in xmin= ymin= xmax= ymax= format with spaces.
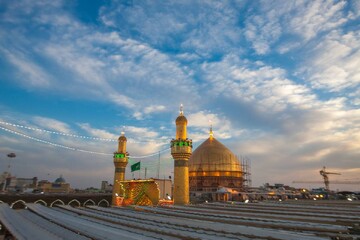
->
xmin=112 ymin=131 xmax=129 ymax=205
xmin=171 ymin=104 xmax=192 ymax=205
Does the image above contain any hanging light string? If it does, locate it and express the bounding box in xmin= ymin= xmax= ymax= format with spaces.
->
xmin=0 ymin=125 xmax=112 ymax=155
xmin=0 ymin=121 xmax=115 ymax=142
xmin=0 ymin=121 xmax=169 ymax=144
xmin=129 ymin=148 xmax=170 ymax=159
xmin=0 ymin=125 xmax=170 ymax=159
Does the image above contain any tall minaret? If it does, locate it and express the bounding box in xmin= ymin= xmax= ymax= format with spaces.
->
xmin=171 ymin=104 xmax=192 ymax=205
xmin=112 ymin=131 xmax=129 ymax=205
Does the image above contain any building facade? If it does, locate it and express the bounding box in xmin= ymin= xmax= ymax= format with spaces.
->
xmin=40 ymin=176 xmax=71 ymax=193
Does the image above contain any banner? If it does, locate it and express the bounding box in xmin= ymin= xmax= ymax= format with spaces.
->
xmin=131 ymin=161 xmax=141 ymax=172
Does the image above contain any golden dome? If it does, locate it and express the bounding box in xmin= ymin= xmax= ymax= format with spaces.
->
xmin=175 ymin=104 xmax=187 ymax=125
xmin=118 ymin=135 xmax=127 ymax=140
xmin=175 ymin=115 xmax=188 ymax=125
xmin=189 ymin=135 xmax=243 ymax=192
xmin=118 ymin=131 xmax=127 ymax=141
xmin=189 ymin=137 xmax=242 ymax=175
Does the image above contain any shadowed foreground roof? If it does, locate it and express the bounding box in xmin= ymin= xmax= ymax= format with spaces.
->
xmin=0 ymin=200 xmax=359 ymax=239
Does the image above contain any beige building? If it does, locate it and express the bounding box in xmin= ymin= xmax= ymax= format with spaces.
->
xmin=101 ymin=180 xmax=113 ymax=193
xmin=154 ymin=178 xmax=172 ymax=200
xmin=40 ymin=175 xmax=71 ymax=193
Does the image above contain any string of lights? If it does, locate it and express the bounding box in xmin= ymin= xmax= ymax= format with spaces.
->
xmin=0 ymin=121 xmax=116 ymax=142
xmin=0 ymin=125 xmax=170 ymax=159
xmin=0 ymin=121 xmax=169 ymax=144
xmin=129 ymin=148 xmax=170 ymax=159
xmin=0 ymin=126 xmax=112 ymax=156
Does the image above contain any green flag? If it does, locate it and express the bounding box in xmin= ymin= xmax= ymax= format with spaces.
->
xmin=131 ymin=161 xmax=141 ymax=172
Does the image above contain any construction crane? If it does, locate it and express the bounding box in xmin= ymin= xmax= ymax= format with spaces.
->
xmin=319 ymin=166 xmax=340 ymax=191
xmin=293 ymin=166 xmax=360 ymax=191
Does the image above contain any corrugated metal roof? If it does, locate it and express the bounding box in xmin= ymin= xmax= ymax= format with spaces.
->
xmin=0 ymin=203 xmax=62 ymax=240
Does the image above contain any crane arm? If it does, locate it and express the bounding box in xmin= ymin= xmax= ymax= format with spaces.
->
xmin=331 ymin=181 xmax=360 ymax=184
xmin=292 ymin=181 xmax=323 ymax=184
xmin=293 ymin=180 xmax=360 ymax=184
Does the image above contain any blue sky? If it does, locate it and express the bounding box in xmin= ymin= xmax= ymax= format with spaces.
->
xmin=0 ymin=0 xmax=359 ymax=190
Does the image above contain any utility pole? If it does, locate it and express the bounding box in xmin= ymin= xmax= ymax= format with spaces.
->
xmin=2 ymin=153 xmax=16 ymax=192
xmin=157 ymin=151 xmax=160 ymax=179
xmin=7 ymin=153 xmax=16 ymax=173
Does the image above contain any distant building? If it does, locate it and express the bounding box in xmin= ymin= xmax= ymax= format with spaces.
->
xmin=0 ymin=172 xmax=11 ymax=191
xmin=1 ymin=172 xmax=38 ymax=193
xmin=101 ymin=181 xmax=112 ymax=193
xmin=40 ymin=175 xmax=71 ymax=193
xmin=153 ymin=178 xmax=172 ymax=200
xmin=12 ymin=177 xmax=38 ymax=192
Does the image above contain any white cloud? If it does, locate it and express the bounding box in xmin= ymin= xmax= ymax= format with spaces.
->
xmin=78 ymin=123 xmax=117 ymax=140
xmin=32 ymin=116 xmax=72 ymax=134
xmin=244 ymin=0 xmax=351 ymax=54
xmin=197 ymin=52 xmax=360 ymax=188
xmin=99 ymin=1 xmax=243 ymax=57
xmin=175 ymin=52 xmax=201 ymax=62
xmin=288 ymin=0 xmax=348 ymax=40
xmin=351 ymin=1 xmax=360 ymax=17
xmin=41 ymin=30 xmax=199 ymax=111
xmin=1 ymin=1 xmax=200 ymax=113
xmin=1 ymin=0 xmax=64 ymax=24
xmin=144 ymin=105 xmax=166 ymax=114
xmin=133 ymin=104 xmax=176 ymax=120
xmin=125 ymin=126 xmax=159 ymax=139
xmin=277 ymin=42 xmax=301 ymax=54
xmin=1 ymin=49 xmax=51 ymax=87
xmin=44 ymin=45 xmax=106 ymax=86
xmin=302 ymin=30 xmax=360 ymax=92
xmin=187 ymin=110 xmax=241 ymax=141
xmin=201 ymin=54 xmax=317 ymax=113
xmin=245 ymin=11 xmax=282 ymax=55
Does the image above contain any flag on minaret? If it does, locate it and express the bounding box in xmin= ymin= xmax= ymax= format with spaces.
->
xmin=131 ymin=162 xmax=141 ymax=172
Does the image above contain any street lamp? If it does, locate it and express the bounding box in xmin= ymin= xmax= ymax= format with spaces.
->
xmin=1 ymin=153 xmax=15 ymax=191
xmin=7 ymin=153 xmax=16 ymax=173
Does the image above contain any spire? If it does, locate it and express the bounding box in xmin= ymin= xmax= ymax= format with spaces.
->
xmin=118 ymin=130 xmax=127 ymax=152
xmin=209 ymin=124 xmax=214 ymax=140
xmin=179 ymin=104 xmax=184 ymax=116
xmin=209 ymin=120 xmax=214 ymax=140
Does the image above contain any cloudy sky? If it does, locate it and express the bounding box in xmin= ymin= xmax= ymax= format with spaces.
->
xmin=0 ymin=0 xmax=359 ymax=191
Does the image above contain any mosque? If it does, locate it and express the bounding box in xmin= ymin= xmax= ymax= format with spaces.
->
xmin=111 ymin=105 xmax=245 ymax=205
xmin=189 ymin=126 xmax=243 ymax=202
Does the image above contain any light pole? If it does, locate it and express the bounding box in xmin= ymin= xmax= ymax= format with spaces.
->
xmin=1 ymin=153 xmax=15 ymax=191
xmin=7 ymin=153 xmax=16 ymax=173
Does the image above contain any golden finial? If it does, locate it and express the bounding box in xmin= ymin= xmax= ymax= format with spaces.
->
xmin=179 ymin=104 xmax=184 ymax=115
xmin=209 ymin=120 xmax=214 ymax=139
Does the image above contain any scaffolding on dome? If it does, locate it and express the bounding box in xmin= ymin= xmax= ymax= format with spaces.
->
xmin=241 ymin=156 xmax=252 ymax=190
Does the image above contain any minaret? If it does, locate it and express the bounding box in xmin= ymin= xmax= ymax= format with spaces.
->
xmin=112 ymin=131 xmax=129 ymax=205
xmin=171 ymin=104 xmax=192 ymax=205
